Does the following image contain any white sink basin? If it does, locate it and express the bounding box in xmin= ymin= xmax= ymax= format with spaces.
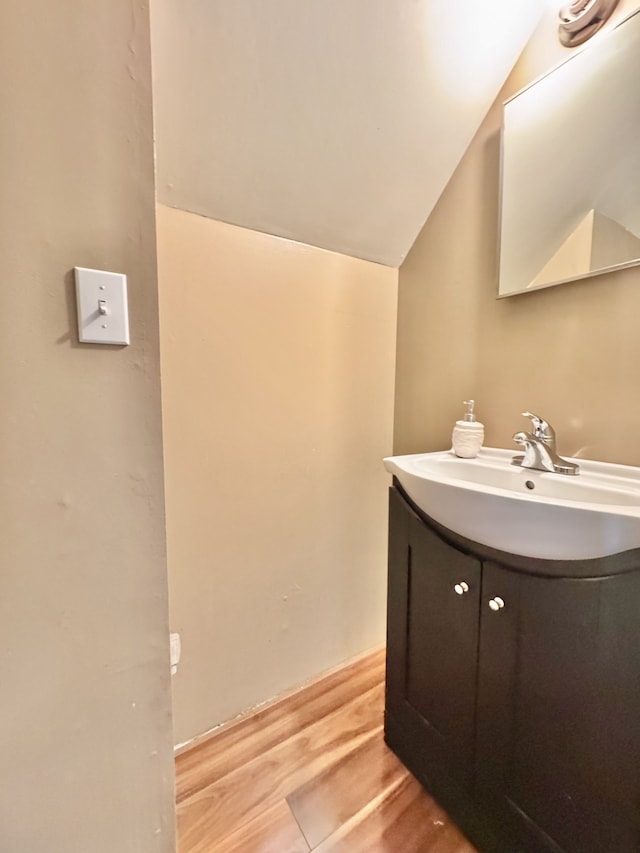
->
xmin=384 ymin=448 xmax=640 ymax=560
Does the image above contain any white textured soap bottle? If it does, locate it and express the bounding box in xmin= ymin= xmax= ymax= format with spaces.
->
xmin=452 ymin=400 xmax=484 ymax=458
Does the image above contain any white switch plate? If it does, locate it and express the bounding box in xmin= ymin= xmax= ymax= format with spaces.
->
xmin=75 ymin=267 xmax=130 ymax=345
xmin=170 ymin=632 xmax=181 ymax=676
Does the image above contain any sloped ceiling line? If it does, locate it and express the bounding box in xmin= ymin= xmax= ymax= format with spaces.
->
xmin=151 ymin=0 xmax=544 ymax=267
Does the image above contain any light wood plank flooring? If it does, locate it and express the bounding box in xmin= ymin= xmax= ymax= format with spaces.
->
xmin=176 ymin=648 xmax=476 ymax=852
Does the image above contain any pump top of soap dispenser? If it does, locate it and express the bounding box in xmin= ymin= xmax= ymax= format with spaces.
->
xmin=462 ymin=400 xmax=477 ymax=423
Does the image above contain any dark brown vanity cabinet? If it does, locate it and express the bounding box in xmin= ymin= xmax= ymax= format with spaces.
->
xmin=385 ymin=484 xmax=640 ymax=853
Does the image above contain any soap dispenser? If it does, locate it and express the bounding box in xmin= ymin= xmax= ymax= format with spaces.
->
xmin=452 ymin=400 xmax=484 ymax=458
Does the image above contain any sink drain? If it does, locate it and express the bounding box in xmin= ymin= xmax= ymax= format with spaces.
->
xmin=525 ymin=480 xmax=535 ymax=490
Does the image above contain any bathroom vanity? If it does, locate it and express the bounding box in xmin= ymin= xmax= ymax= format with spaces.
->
xmin=385 ymin=481 xmax=640 ymax=853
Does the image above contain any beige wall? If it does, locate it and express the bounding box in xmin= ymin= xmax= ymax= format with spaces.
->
xmin=395 ymin=3 xmax=640 ymax=468
xmin=157 ymin=205 xmax=397 ymax=745
xmin=0 ymin=4 xmax=175 ymax=852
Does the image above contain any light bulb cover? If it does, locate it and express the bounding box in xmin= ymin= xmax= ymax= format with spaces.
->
xmin=558 ymin=0 xmax=620 ymax=46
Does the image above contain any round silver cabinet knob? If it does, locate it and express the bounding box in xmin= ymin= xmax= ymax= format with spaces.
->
xmin=489 ymin=597 xmax=505 ymax=611
xmin=454 ymin=582 xmax=470 ymax=595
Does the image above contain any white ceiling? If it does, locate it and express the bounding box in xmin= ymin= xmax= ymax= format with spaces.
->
xmin=151 ymin=0 xmax=544 ymax=267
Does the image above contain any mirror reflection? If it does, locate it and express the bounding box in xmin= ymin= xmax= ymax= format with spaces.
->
xmin=498 ymin=10 xmax=640 ymax=297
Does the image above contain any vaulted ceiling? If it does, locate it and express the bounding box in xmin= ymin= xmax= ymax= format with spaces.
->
xmin=151 ymin=0 xmax=544 ymax=267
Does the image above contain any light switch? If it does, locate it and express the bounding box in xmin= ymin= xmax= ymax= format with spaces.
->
xmin=75 ymin=267 xmax=130 ymax=345
xmin=170 ymin=632 xmax=181 ymax=676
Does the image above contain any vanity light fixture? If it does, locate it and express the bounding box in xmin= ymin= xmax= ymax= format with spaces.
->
xmin=558 ymin=0 xmax=620 ymax=46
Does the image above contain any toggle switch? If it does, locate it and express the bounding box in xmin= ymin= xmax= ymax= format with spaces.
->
xmin=170 ymin=632 xmax=181 ymax=676
xmin=75 ymin=267 xmax=130 ymax=345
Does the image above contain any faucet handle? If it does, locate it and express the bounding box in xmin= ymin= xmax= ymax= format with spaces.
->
xmin=521 ymin=411 xmax=556 ymax=448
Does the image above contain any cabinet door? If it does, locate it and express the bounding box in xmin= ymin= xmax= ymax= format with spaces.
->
xmin=385 ymin=487 xmax=481 ymax=796
xmin=476 ymin=561 xmax=640 ymax=853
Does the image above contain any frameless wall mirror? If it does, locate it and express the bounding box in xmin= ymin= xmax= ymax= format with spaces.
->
xmin=498 ymin=9 xmax=640 ymax=297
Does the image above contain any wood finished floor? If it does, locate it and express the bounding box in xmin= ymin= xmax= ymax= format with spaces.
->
xmin=175 ymin=648 xmax=477 ymax=853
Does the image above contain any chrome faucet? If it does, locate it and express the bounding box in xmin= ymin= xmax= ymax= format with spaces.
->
xmin=512 ymin=412 xmax=579 ymax=475
xmin=521 ymin=411 xmax=556 ymax=450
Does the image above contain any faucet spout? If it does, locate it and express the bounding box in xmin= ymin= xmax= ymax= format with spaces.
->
xmin=512 ymin=430 xmax=579 ymax=476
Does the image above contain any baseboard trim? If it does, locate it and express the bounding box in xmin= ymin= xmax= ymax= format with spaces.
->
xmin=174 ymin=644 xmax=385 ymax=757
